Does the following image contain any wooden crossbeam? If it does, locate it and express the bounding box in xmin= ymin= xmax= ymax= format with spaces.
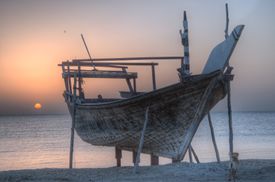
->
xmin=72 ymin=56 xmax=183 ymax=62
xmin=59 ymin=62 xmax=128 ymax=69
xmin=63 ymin=70 xmax=137 ymax=79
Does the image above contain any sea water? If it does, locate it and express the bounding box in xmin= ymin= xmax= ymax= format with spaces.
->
xmin=0 ymin=112 xmax=274 ymax=171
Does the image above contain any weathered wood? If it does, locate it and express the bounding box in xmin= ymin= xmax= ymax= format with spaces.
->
xmin=81 ymin=34 xmax=96 ymax=70
xmin=150 ymin=63 xmax=159 ymax=168
xmin=69 ymin=73 xmax=77 ymax=169
xmin=115 ymin=146 xmax=122 ymax=167
xmin=119 ymin=91 xmax=145 ymax=98
xmin=188 ymin=146 xmax=193 ymax=163
xmin=227 ymin=80 xmax=233 ymax=158
xmin=132 ymin=150 xmax=137 ymax=164
xmin=62 ymin=65 xmax=69 ymax=100
xmin=77 ymin=63 xmax=82 ymax=96
xmin=63 ymin=70 xmax=137 ymax=79
xmin=67 ymin=63 xmax=72 ymax=95
xmin=150 ymin=64 xmax=159 ymax=165
xmin=179 ymin=11 xmax=190 ymax=76
xmin=72 ymin=56 xmax=183 ymax=62
xmin=177 ymin=74 xmax=221 ymax=161
xmin=225 ymin=3 xmax=229 ymax=39
xmin=133 ymin=78 xmax=137 ymax=93
xmin=150 ymin=154 xmax=159 ymax=166
xmin=134 ymin=107 xmax=150 ymax=173
xmin=208 ymin=112 xmax=221 ymax=163
xmin=190 ymin=145 xmax=200 ymax=163
xmin=172 ymin=158 xmax=180 ymax=163
xmin=71 ymin=72 xmax=225 ymax=159
xmin=151 ymin=65 xmax=156 ymax=90
xmin=202 ymin=25 xmax=244 ymax=74
xmin=60 ymin=62 xmax=129 ymax=68
xmin=70 ymin=61 xmax=159 ymax=66
xmin=122 ymin=68 xmax=134 ymax=93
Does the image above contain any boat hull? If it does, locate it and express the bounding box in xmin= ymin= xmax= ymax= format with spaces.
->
xmin=68 ymin=72 xmax=226 ymax=159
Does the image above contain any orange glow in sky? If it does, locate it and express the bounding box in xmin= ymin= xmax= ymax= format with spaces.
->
xmin=0 ymin=0 xmax=275 ymax=114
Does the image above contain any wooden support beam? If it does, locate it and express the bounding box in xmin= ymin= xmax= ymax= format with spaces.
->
xmin=177 ymin=75 xmax=220 ymax=161
xmin=77 ymin=63 xmax=82 ymax=96
xmin=188 ymin=147 xmax=193 ymax=163
xmin=133 ymin=78 xmax=137 ymax=93
xmin=122 ymin=68 xmax=134 ymax=93
xmin=132 ymin=150 xmax=137 ymax=164
xmin=190 ymin=145 xmax=200 ymax=163
xmin=151 ymin=65 xmax=156 ymax=90
xmin=150 ymin=65 xmax=159 ymax=166
xmin=150 ymin=154 xmax=159 ymax=166
xmin=67 ymin=63 xmax=72 ymax=96
xmin=115 ymin=146 xmax=122 ymax=167
xmin=207 ymin=112 xmax=221 ymax=163
xmin=62 ymin=64 xmax=69 ymax=100
xmin=69 ymin=73 xmax=77 ymax=169
xmin=227 ymin=81 xmax=233 ymax=158
xmin=134 ymin=107 xmax=150 ymax=173
xmin=172 ymin=158 xmax=180 ymax=163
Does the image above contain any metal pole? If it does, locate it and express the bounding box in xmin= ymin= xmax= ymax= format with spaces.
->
xmin=208 ymin=112 xmax=221 ymax=163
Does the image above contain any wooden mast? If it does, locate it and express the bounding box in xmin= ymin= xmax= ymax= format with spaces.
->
xmin=179 ymin=11 xmax=190 ymax=76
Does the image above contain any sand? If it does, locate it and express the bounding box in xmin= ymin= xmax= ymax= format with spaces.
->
xmin=0 ymin=159 xmax=274 ymax=182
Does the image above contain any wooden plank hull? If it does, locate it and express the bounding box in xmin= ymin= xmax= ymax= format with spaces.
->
xmin=67 ymin=72 xmax=226 ymax=159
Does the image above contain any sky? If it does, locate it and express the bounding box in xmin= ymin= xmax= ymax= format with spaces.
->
xmin=0 ymin=0 xmax=275 ymax=115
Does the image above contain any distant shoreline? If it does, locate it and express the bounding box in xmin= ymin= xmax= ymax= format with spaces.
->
xmin=1 ymin=159 xmax=274 ymax=182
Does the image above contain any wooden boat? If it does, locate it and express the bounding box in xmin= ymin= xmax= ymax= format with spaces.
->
xmin=59 ymin=13 xmax=244 ymax=161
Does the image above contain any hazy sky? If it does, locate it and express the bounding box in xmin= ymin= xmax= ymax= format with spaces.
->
xmin=0 ymin=0 xmax=275 ymax=114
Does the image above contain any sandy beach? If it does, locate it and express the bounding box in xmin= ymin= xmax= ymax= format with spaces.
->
xmin=0 ymin=159 xmax=274 ymax=182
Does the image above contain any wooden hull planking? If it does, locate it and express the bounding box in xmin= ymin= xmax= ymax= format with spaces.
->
xmin=67 ymin=72 xmax=226 ymax=159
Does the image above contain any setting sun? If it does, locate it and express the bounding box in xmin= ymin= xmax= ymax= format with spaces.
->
xmin=34 ymin=103 xmax=42 ymax=110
